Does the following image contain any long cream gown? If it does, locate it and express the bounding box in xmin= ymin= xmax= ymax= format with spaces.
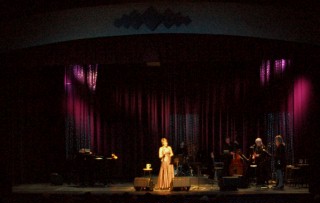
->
xmin=157 ymin=146 xmax=174 ymax=190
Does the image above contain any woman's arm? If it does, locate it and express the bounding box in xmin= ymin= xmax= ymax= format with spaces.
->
xmin=159 ymin=147 xmax=163 ymax=159
xmin=169 ymin=147 xmax=174 ymax=157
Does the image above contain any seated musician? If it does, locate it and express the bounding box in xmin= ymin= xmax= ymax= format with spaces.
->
xmin=249 ymin=138 xmax=271 ymax=186
xmin=174 ymin=141 xmax=190 ymax=176
xmin=76 ymin=148 xmax=94 ymax=186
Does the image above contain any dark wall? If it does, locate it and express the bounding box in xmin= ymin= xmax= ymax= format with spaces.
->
xmin=0 ymin=65 xmax=65 ymax=184
xmin=305 ymin=63 xmax=320 ymax=195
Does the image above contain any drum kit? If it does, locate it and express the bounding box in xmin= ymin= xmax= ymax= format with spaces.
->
xmin=173 ymin=155 xmax=193 ymax=176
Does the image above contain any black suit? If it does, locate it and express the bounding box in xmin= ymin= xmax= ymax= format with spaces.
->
xmin=250 ymin=145 xmax=271 ymax=185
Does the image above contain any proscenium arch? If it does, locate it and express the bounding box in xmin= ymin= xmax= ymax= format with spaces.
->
xmin=0 ymin=2 xmax=319 ymax=52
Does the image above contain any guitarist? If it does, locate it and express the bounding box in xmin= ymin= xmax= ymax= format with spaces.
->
xmin=249 ymin=138 xmax=271 ymax=187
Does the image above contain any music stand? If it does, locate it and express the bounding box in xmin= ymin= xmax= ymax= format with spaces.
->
xmin=250 ymin=164 xmax=257 ymax=186
xmin=191 ymin=162 xmax=202 ymax=190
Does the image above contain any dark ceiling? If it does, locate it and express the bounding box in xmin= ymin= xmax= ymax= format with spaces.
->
xmin=0 ymin=0 xmax=319 ymax=22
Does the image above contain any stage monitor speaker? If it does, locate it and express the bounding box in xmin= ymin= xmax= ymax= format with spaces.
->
xmin=50 ymin=173 xmax=63 ymax=185
xmin=134 ymin=177 xmax=154 ymax=191
xmin=171 ymin=177 xmax=191 ymax=191
xmin=235 ymin=175 xmax=249 ymax=188
xmin=219 ymin=176 xmax=239 ymax=191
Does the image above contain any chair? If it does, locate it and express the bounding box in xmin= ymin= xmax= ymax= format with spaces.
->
xmin=285 ymin=165 xmax=295 ymax=185
xmin=213 ymin=162 xmax=224 ymax=181
xmin=295 ymin=164 xmax=309 ymax=188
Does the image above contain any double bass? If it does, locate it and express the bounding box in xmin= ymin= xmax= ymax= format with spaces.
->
xmin=229 ymin=149 xmax=244 ymax=176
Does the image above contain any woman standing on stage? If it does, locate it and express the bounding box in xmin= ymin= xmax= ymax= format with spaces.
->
xmin=157 ymin=138 xmax=174 ymax=190
xmin=274 ymin=135 xmax=286 ymax=190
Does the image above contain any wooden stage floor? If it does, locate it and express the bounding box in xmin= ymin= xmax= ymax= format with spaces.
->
xmin=13 ymin=182 xmax=309 ymax=195
xmin=11 ymin=178 xmax=312 ymax=203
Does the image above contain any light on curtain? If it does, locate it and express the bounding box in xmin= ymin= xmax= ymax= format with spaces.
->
xmin=65 ymin=64 xmax=100 ymax=159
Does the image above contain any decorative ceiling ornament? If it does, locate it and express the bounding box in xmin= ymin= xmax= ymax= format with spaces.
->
xmin=114 ymin=6 xmax=192 ymax=31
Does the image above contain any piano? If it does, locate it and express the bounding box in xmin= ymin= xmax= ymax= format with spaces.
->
xmin=75 ymin=149 xmax=117 ymax=186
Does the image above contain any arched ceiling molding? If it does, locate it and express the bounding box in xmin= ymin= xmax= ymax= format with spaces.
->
xmin=0 ymin=2 xmax=319 ymax=53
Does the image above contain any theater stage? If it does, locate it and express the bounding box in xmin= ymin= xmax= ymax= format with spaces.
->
xmin=11 ymin=177 xmax=312 ymax=203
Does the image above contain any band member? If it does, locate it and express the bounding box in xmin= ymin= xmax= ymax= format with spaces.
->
xmin=176 ymin=141 xmax=188 ymax=157
xmin=249 ymin=138 xmax=271 ymax=186
xmin=76 ymin=148 xmax=94 ymax=186
xmin=157 ymin=138 xmax=174 ymax=190
xmin=175 ymin=141 xmax=192 ymax=176
xmin=273 ymin=135 xmax=286 ymax=190
xmin=222 ymin=137 xmax=235 ymax=176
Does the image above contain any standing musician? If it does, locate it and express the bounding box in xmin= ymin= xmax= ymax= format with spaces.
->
xmin=221 ymin=137 xmax=236 ymax=176
xmin=273 ymin=135 xmax=286 ymax=190
xmin=228 ymin=136 xmax=244 ymax=176
xmin=249 ymin=138 xmax=271 ymax=186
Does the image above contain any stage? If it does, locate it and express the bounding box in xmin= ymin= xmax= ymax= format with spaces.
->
xmin=10 ymin=176 xmax=312 ymax=203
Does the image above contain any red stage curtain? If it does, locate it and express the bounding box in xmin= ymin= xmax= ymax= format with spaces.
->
xmin=64 ymin=60 xmax=311 ymax=178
